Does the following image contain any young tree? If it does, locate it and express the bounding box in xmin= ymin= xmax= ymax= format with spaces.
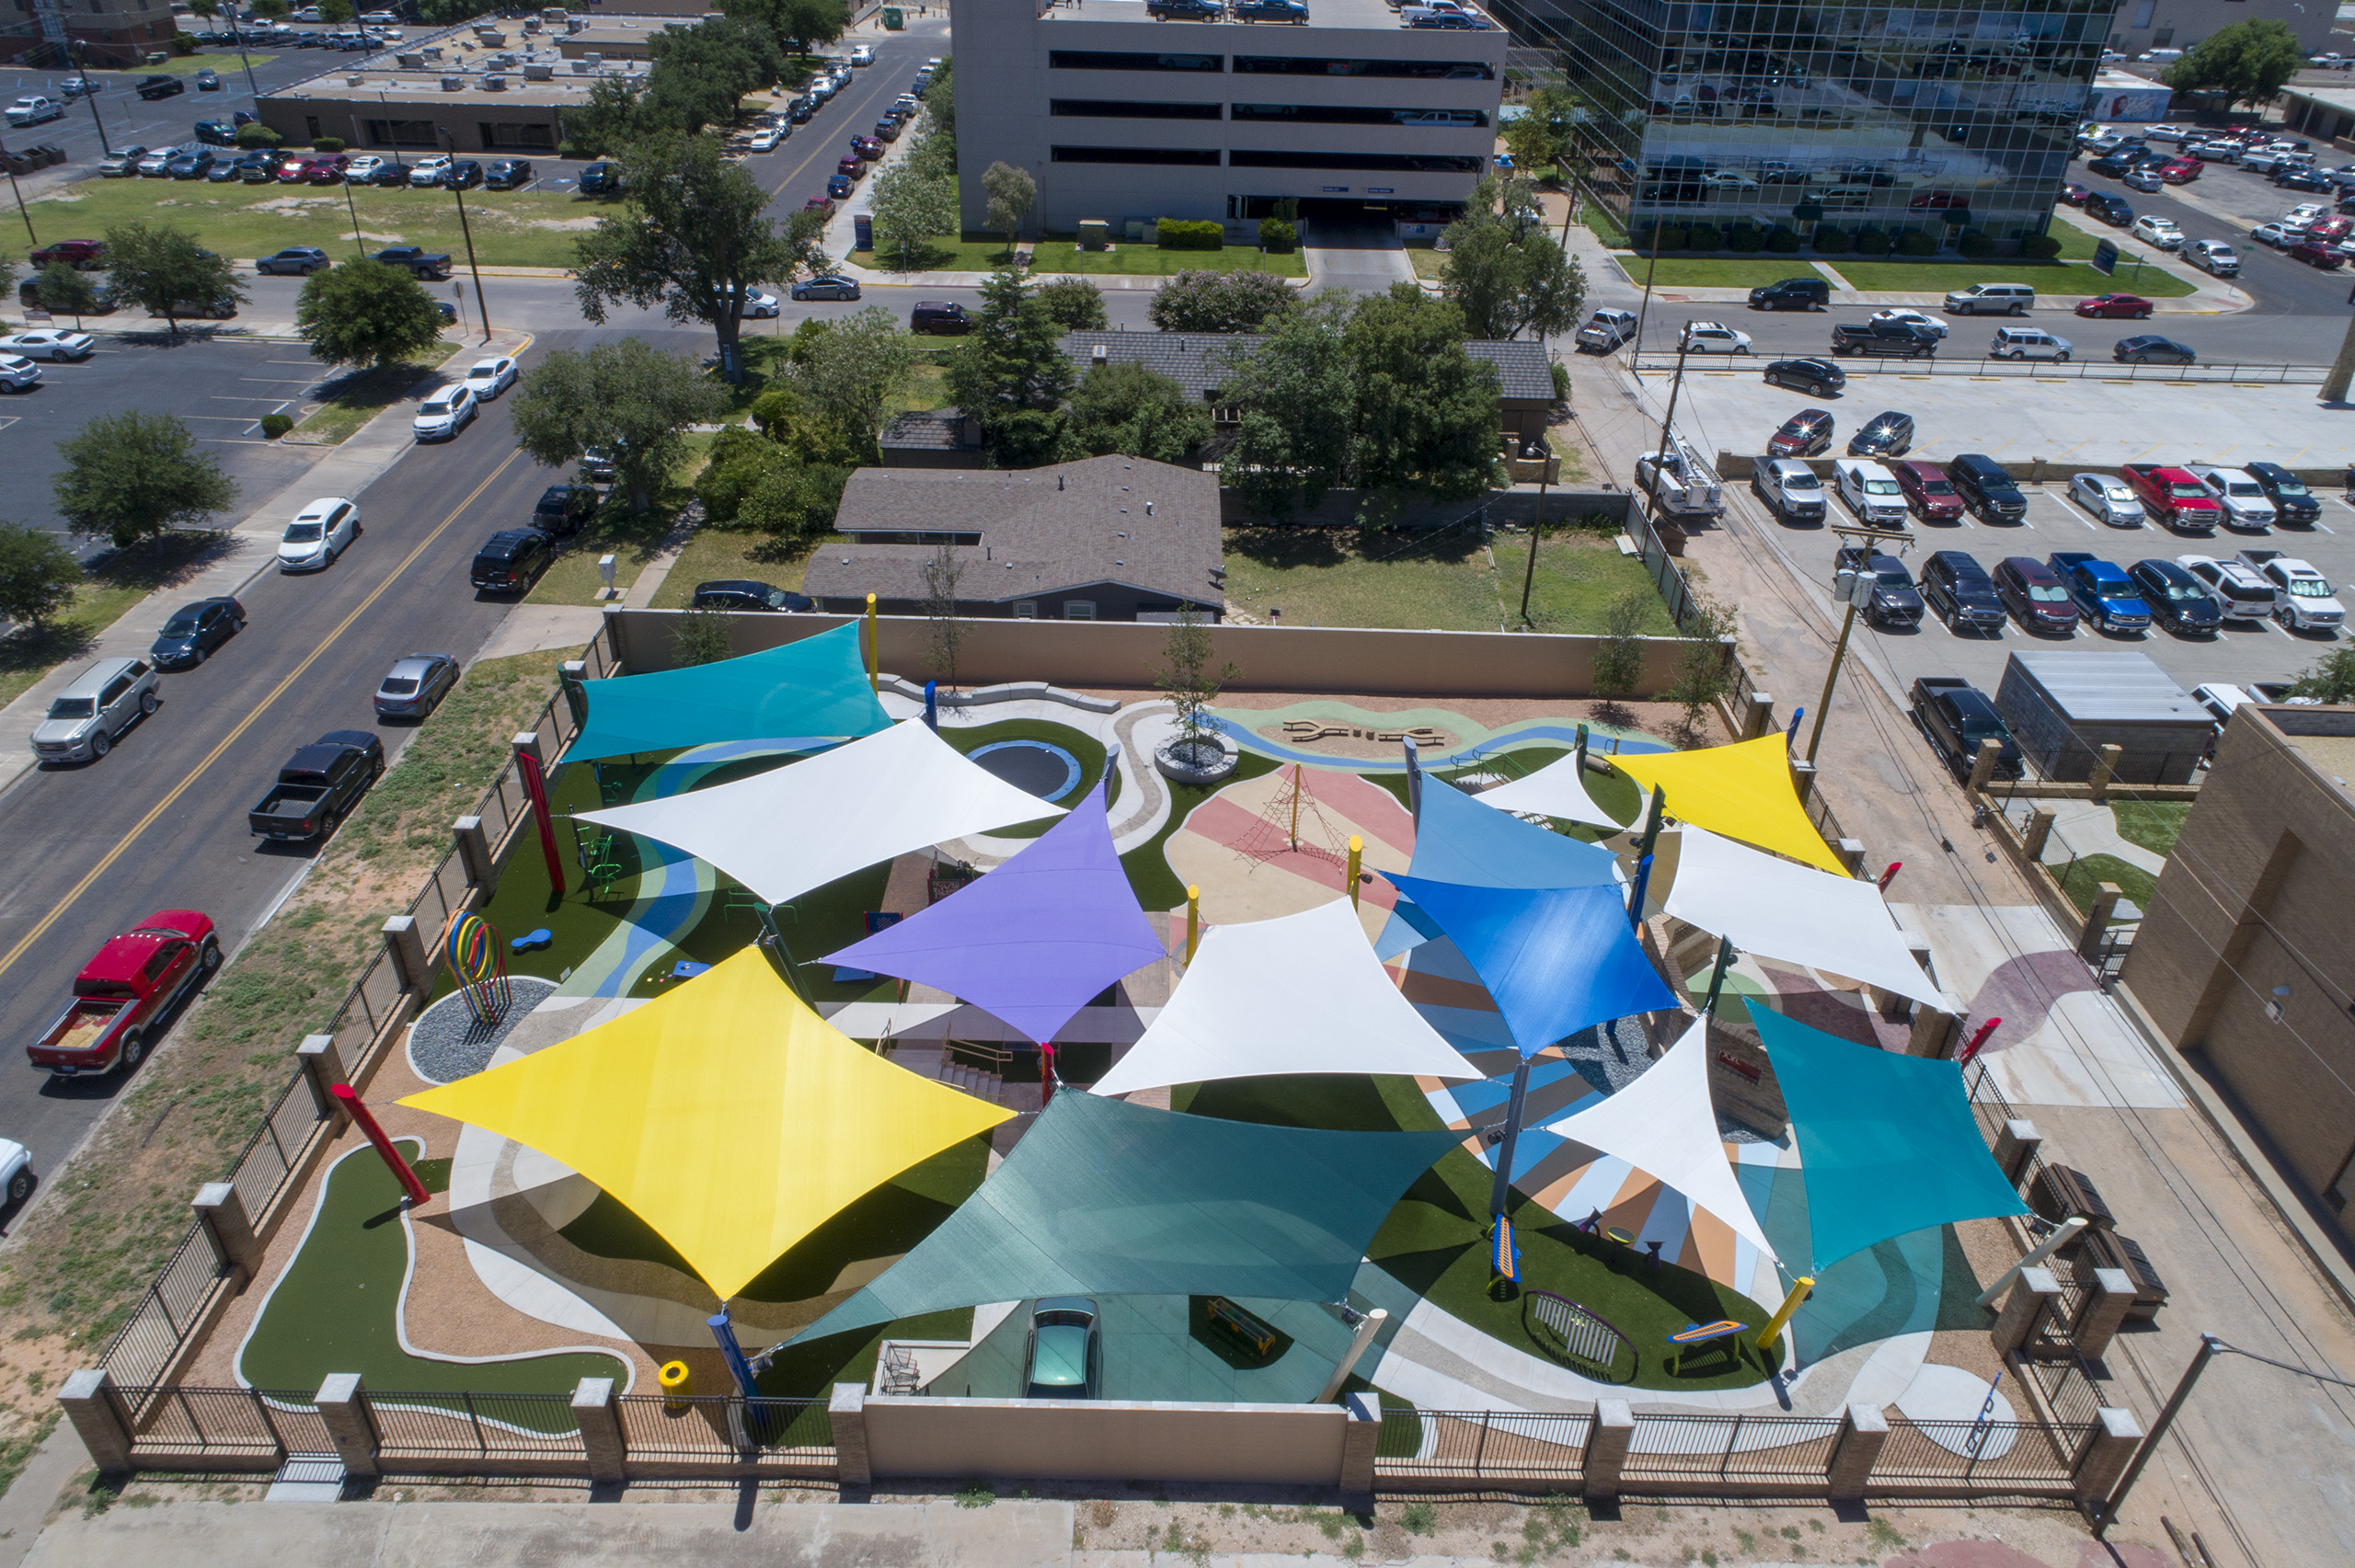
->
xmin=188 ymin=0 xmax=218 ymax=17
xmin=922 ymin=540 xmax=965 ymax=689
xmin=31 ymin=261 xmax=101 ymax=329
xmin=102 ymin=221 xmax=247 ymax=335
xmin=1149 ymin=269 xmax=1297 ymax=334
xmin=749 ymin=383 xmax=862 ymax=466
xmin=1068 ymin=361 xmax=1210 ymax=463
xmin=867 ymin=161 xmax=959 ymax=271
xmin=52 ymin=413 xmax=239 ymax=547
xmin=250 ymin=0 xmax=289 ymax=19
xmin=2288 ymin=646 xmax=2355 ymax=704
xmin=1151 ymin=603 xmax=1238 ymax=764
xmin=1665 ymin=596 xmax=1739 ymax=739
xmin=694 ymin=428 xmax=794 ymax=523
xmin=982 ymin=160 xmax=1036 ymax=250
xmin=0 ymin=522 xmax=84 ymax=630
xmin=2163 ymin=19 xmax=2305 ymax=109
xmin=920 ymin=59 xmax=955 ymax=141
xmin=1346 ymin=284 xmax=1502 ymax=509
xmin=778 ymin=306 xmax=919 ymax=454
xmin=1498 ymin=86 xmax=1581 ymax=177
xmin=509 ymin=339 xmax=726 ymax=512
xmin=574 ymin=131 xmax=820 ymax=383
xmin=294 ymin=258 xmax=447 ymax=372
xmin=318 ymin=0 xmax=356 ymax=23
xmin=944 ymin=268 xmax=1076 ymax=463
xmin=672 ymin=607 xmax=736 ymax=667
xmin=1589 ymin=588 xmax=1650 ymax=708
xmin=1032 ymin=277 xmax=1108 ymax=331
xmin=1216 ymin=292 xmax=1357 ymax=520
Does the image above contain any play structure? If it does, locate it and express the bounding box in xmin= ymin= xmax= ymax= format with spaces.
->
xmin=444 ymin=910 xmax=513 ymax=1028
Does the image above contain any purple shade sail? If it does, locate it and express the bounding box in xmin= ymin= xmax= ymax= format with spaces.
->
xmin=822 ymin=782 xmax=1166 ymax=1045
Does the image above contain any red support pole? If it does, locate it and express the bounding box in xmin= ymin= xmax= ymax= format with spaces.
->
xmin=1878 ymin=860 xmax=1903 ymax=893
xmin=1959 ymin=1015 xmax=2003 ymax=1067
xmin=333 ymin=1083 xmax=431 ymax=1207
xmin=517 ymin=750 xmax=567 ymax=898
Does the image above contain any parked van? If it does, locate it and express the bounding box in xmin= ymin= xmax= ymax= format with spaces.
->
xmin=1944 ymin=281 xmax=2035 ymax=315
xmin=1989 ymin=325 xmax=2073 ymax=361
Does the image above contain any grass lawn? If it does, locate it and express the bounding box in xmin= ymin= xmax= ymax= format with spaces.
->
xmin=1222 ymin=526 xmax=1508 ymax=632
xmin=1033 ymin=239 xmax=1306 ymax=278
xmin=0 ymin=531 xmax=227 ymax=711
xmin=1405 ymin=240 xmax=1445 ymax=280
xmin=1516 ymin=531 xmax=1682 ymax=636
xmin=844 ymin=234 xmax=1021 ymax=273
xmin=1826 ymin=257 xmax=2197 ymax=298
xmin=936 ymin=715 xmax=1117 ymax=839
xmin=2110 ymin=800 xmax=2191 ymax=857
xmin=2057 ymin=851 xmax=2156 ymax=915
xmin=289 ymin=341 xmax=463 ymax=445
xmin=17 ymin=177 xmax=623 ymax=270
xmin=1610 ymin=257 xmax=1819 ymax=290
xmin=713 ymin=337 xmax=948 ymax=423
xmin=525 ymin=434 xmax=716 ymax=606
xmin=645 ymin=528 xmax=826 ymax=607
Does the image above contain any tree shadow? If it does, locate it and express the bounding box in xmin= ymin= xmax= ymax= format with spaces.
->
xmin=0 ymin=531 xmax=235 ymax=689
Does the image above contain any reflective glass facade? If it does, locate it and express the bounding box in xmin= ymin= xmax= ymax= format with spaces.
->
xmin=1499 ymin=1 xmax=2117 ymax=242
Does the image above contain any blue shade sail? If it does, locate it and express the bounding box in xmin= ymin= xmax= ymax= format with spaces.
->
xmin=569 ymin=623 xmax=890 ymax=761
xmin=1376 ymin=776 xmax=1620 ymax=959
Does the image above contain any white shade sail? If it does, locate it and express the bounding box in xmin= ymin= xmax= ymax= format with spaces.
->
xmin=1537 ymin=1019 xmax=1778 ymax=1264
xmin=1091 ymin=898 xmax=1483 ymax=1099
xmin=1659 ymin=827 xmax=1954 ymax=1012
xmin=1465 ymin=750 xmax=1623 ymax=830
xmin=578 ymin=718 xmax=1063 ymax=907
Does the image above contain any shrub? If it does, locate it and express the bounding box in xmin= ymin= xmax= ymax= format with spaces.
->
xmin=259 ymin=413 xmax=294 ymax=438
xmin=1811 ymin=225 xmax=1848 ymax=254
xmin=311 ymin=136 xmax=346 ymax=154
xmin=1766 ymin=227 xmax=1802 ymax=253
xmin=1957 ymin=229 xmax=1995 ymax=258
xmin=1653 ymin=225 xmax=1687 ymax=252
xmin=1683 ymin=222 xmax=1720 ymax=252
xmin=1895 ymin=229 xmax=1936 ymax=257
xmin=1258 ymin=216 xmax=1297 ymax=253
xmin=1549 ymin=360 xmax=1569 ymax=402
xmin=234 ymin=121 xmax=281 ymax=150
xmin=1725 ymin=223 xmax=1761 ymax=252
xmin=2019 ymin=233 xmax=2062 ymax=259
xmin=1156 ymin=218 xmax=1223 ymax=251
xmin=1853 ymin=225 xmax=1891 ymax=257
xmin=168 ymin=31 xmax=197 ymax=55
xmin=1629 ymin=225 xmax=1656 ymax=253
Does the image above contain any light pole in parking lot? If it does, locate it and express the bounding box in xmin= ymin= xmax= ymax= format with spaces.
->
xmin=437 ymin=126 xmax=491 ymax=342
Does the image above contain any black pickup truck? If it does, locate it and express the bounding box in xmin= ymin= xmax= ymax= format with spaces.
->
xmin=366 ymin=246 xmax=454 ymax=280
xmin=248 ymin=730 xmax=384 ymax=842
xmin=1829 ymin=321 xmax=1940 ymax=359
xmin=1911 ymin=677 xmax=2025 ymax=781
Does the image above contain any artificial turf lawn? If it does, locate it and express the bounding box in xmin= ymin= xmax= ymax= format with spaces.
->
xmin=1121 ymin=750 xmax=1281 ymax=911
xmin=1174 ymin=1073 xmax=1778 ymax=1391
xmin=2057 ymin=851 xmax=2156 ymax=917
xmin=2108 ymin=800 xmax=2190 ymax=857
xmin=236 ymin=1139 xmax=628 ymax=1418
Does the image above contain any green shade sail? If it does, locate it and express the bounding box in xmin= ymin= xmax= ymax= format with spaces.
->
xmin=568 ymin=623 xmax=890 ymax=762
xmin=1745 ymin=1000 xmax=2029 ymax=1273
xmin=787 ymin=1089 xmax=1459 ymax=1345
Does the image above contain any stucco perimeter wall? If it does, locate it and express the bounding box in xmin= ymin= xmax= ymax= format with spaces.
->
xmin=864 ymin=1396 xmax=1348 ymax=1484
xmin=603 ymin=610 xmax=1706 ymax=701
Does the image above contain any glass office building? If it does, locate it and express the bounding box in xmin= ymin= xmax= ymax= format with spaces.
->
xmin=1496 ymin=1 xmax=2117 ymax=245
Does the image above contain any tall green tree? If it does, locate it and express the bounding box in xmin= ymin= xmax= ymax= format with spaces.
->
xmin=778 ymin=306 xmax=920 ymax=455
xmin=1068 ymin=361 xmax=1210 ymax=463
xmin=574 ymin=131 xmax=825 ymax=382
xmin=2163 ymin=19 xmax=2305 ymax=109
xmin=0 ymin=523 xmax=84 ymax=630
xmin=318 ymin=0 xmax=357 ymax=24
xmin=563 ymin=76 xmax=649 ymax=160
xmin=982 ymin=160 xmax=1036 ymax=249
xmin=2288 ymin=646 xmax=2355 ymax=704
xmin=921 ymin=60 xmax=955 ymax=142
xmin=1149 ymin=269 xmax=1297 ymax=333
xmin=250 ymin=0 xmax=289 ymax=20
xmin=1346 ymin=284 xmax=1502 ymax=508
xmin=509 ymin=339 xmax=726 ymax=512
xmin=944 ymin=268 xmax=1078 ymax=464
xmin=738 ymin=460 xmax=848 ymax=539
xmin=720 ymin=0 xmax=845 ymax=51
xmin=644 ymin=16 xmax=787 ymax=135
xmin=1439 ymin=177 xmax=1587 ymax=341
xmin=1498 ymin=86 xmax=1581 ymax=176
xmin=30 ymin=261 xmax=101 ymax=329
xmin=867 ymin=161 xmax=959 ymax=270
xmin=1033 ymin=277 xmax=1108 ymax=330
xmin=101 ymin=221 xmax=247 ymax=335
xmin=52 ymin=413 xmax=239 ymax=546
xmin=294 ymin=258 xmax=447 ymax=372
xmin=1216 ymin=292 xmax=1358 ymax=519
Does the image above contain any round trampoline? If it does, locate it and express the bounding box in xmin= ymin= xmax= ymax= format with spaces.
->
xmin=970 ymin=739 xmax=1084 ymax=802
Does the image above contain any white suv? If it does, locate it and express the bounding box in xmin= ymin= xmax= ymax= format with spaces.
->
xmin=2186 ymin=464 xmax=2277 ymax=531
xmin=2177 ymin=554 xmax=2277 ymax=622
xmin=1989 ymin=326 xmax=2073 ymax=361
xmin=2239 ymin=550 xmax=2345 ymax=631
xmin=2131 ymin=215 xmax=2184 ymax=250
xmin=1680 ymin=321 xmax=1753 ymax=353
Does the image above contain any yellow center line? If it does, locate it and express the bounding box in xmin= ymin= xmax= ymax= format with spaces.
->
xmin=0 ymin=446 xmax=526 ymax=987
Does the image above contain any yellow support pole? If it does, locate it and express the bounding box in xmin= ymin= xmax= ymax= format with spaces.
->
xmin=864 ymin=591 xmax=879 ymax=692
xmin=1185 ymin=885 xmax=1202 ymax=964
xmin=1752 ymin=1276 xmax=1814 ymax=1357
xmin=1347 ymin=835 xmax=1363 ymax=908
xmin=1289 ymin=761 xmax=1302 ymax=850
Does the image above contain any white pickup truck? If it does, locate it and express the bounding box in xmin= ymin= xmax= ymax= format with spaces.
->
xmin=2238 ymin=549 xmax=2345 ymax=632
xmin=1635 ymin=433 xmax=1726 ymax=520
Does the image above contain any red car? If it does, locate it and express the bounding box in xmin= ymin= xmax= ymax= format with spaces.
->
xmin=803 ymin=195 xmax=834 ymax=218
xmin=1908 ymin=189 xmax=1965 ymax=210
xmin=1767 ymin=409 xmax=1834 ymax=457
xmin=2058 ymin=182 xmax=2089 ymax=206
xmin=2289 ymin=240 xmax=2345 ymax=269
xmin=2307 ymin=215 xmax=2352 ymax=244
xmin=28 ymin=238 xmax=106 ymax=269
xmin=28 ymin=910 xmax=219 ymax=1077
xmin=2075 ymin=292 xmax=2154 ymax=319
xmin=2156 ymin=158 xmax=2200 ymax=183
xmin=851 ymin=135 xmax=883 ymax=160
xmin=1893 ymin=460 xmax=1964 ymax=522
xmin=836 ymin=155 xmax=862 ymax=179
xmin=301 ymin=155 xmax=349 ymax=184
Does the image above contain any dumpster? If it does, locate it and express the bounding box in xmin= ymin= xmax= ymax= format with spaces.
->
xmin=882 ymin=6 xmax=904 ymax=27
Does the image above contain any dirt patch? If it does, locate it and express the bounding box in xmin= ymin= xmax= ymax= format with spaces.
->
xmin=524 ymin=217 xmax=601 ymax=232
xmin=247 ymin=196 xmax=343 ymax=214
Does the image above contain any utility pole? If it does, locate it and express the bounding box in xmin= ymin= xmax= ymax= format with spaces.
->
xmin=1630 ymin=209 xmax=1668 ymax=363
xmin=1517 ymin=464 xmax=1552 ymax=628
xmin=1807 ymin=580 xmax=1867 ymax=765
xmin=0 ymin=136 xmax=34 ymax=246
xmin=1644 ymin=329 xmax=1695 ymax=524
xmin=439 ymin=127 xmax=492 ymax=342
xmin=70 ymin=45 xmax=109 ymax=157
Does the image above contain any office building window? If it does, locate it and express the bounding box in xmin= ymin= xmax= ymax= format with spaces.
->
xmin=1048 ymin=50 xmax=1222 ymax=72
xmin=2151 ymin=28 xmax=2172 ymax=46
xmin=1234 ymin=55 xmax=1493 ymax=80
xmin=1233 ymin=103 xmax=1488 ymax=127
xmin=2131 ymin=0 xmax=2154 ymax=24
xmin=1051 ymin=98 xmax=1223 ymax=120
xmin=1051 ymin=145 xmax=1223 ymax=165
xmin=1230 ymin=149 xmax=1484 ymax=173
xmin=365 ymin=118 xmax=440 ymax=147
xmin=484 ymin=121 xmax=556 ymax=148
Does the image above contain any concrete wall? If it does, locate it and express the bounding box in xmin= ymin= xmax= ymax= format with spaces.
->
xmin=2121 ymin=705 xmax=2355 ymax=1217
xmin=1222 ymin=488 xmax=1632 ymax=529
xmin=604 ymin=607 xmax=1708 ymax=698
xmin=865 ymin=1396 xmax=1347 ymax=1483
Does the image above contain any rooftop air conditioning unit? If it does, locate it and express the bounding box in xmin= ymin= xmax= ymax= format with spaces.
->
xmin=442 ymin=74 xmax=463 ymax=90
xmin=569 ymin=58 xmax=590 ymax=73
xmin=396 ymin=51 xmax=422 ymax=67
xmin=583 ymin=52 xmax=601 ymax=66
xmin=524 ymin=63 xmax=553 ymax=79
xmin=484 ymin=74 xmax=506 ymax=90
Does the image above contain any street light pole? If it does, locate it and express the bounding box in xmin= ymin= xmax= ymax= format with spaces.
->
xmin=438 ymin=127 xmax=491 ymax=342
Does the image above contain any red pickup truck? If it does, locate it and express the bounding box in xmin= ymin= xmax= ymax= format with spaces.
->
xmin=2120 ymin=464 xmax=2223 ymax=532
xmin=29 ymin=911 xmax=219 ymax=1077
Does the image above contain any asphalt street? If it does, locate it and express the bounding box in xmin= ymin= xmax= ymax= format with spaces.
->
xmin=4 ymin=45 xmax=343 ymax=171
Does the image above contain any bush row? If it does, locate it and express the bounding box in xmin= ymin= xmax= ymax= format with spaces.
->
xmin=1630 ymin=223 xmax=2046 ymax=259
xmin=1156 ymin=219 xmax=1224 ymax=252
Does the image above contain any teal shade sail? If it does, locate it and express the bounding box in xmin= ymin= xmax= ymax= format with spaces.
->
xmin=1376 ymin=776 xmax=1620 ymax=959
xmin=787 ymin=1090 xmax=1458 ymax=1345
xmin=1746 ymin=999 xmax=2030 ymax=1273
xmin=568 ymin=623 xmax=890 ymax=761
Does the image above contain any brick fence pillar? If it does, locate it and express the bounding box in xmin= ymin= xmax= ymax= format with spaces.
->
xmin=298 ymin=1033 xmax=350 ymax=1129
xmin=2076 ymin=884 xmax=2124 ymax=963
xmin=1824 ymin=1403 xmax=1888 ymax=1502
xmin=1991 ymin=1266 xmax=2062 ymax=1357
xmin=380 ymin=915 xmax=431 ymax=997
xmin=2089 ymin=744 xmax=2122 ymax=803
xmin=1582 ymin=1399 xmax=1633 ymax=1505
xmin=1907 ymin=1005 xmax=1960 ymax=1059
xmin=2023 ymin=808 xmax=2055 ymax=863
xmin=315 ymin=1373 xmax=381 ymax=1480
xmin=573 ymin=1378 xmax=624 ymax=1484
xmin=2074 ymin=1407 xmax=2144 ymax=1508
xmin=452 ymin=816 xmax=496 ymax=897
xmin=1967 ymin=738 xmax=2003 ymax=794
xmin=1338 ymin=1391 xmax=1381 ymax=1494
xmin=191 ymin=1182 xmax=261 ymax=1281
xmin=2073 ymin=1268 xmax=2139 ymax=1362
xmin=58 ymin=1369 xmax=134 ymax=1473
xmin=830 ymin=1382 xmax=869 ymax=1487
xmin=1992 ymin=1119 xmax=2041 ymax=1190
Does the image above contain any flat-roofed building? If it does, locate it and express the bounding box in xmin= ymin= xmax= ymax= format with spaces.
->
xmin=256 ymin=55 xmax=638 ymax=153
xmin=953 ymin=0 xmax=1505 ymax=238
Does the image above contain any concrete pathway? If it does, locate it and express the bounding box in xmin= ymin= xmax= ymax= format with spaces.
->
xmin=2035 ymin=801 xmax=2167 ymax=876
xmin=1302 ymin=216 xmax=1415 ymax=293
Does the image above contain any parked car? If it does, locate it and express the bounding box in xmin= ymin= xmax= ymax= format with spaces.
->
xmin=1747 ymin=276 xmax=1830 ymax=311
xmin=2290 ymin=240 xmax=2346 ymax=269
xmin=1920 ymin=551 xmax=2006 ymax=633
xmin=1844 ymin=410 xmax=1914 ymax=459
xmin=445 ymin=159 xmax=484 ymax=189
xmin=826 ymin=173 xmax=854 ymax=199
xmin=2176 ymin=554 xmax=2278 ymax=622
xmin=408 ymin=155 xmax=454 ymax=187
xmin=1022 ymin=1298 xmax=1101 ymax=1400
xmin=912 ymin=300 xmax=972 ymax=335
xmin=2050 ymin=552 xmax=2152 ymax=634
xmin=462 ymin=355 xmax=519 ymax=399
xmin=2058 ymin=473 xmax=2138 ymax=528
xmin=256 ymin=246 xmax=333 ymax=277
xmin=1680 ymin=320 xmax=1752 ymax=353
xmin=2238 ymin=549 xmax=2345 ymax=631
xmin=147 ymin=597 xmax=246 ymax=670
xmin=1574 ymin=308 xmax=1638 ymax=350
xmin=1833 ymin=544 xmax=1923 ymax=625
xmin=790 ymin=274 xmax=863 ymax=303
xmin=533 ymin=484 xmax=597 ymax=536
xmin=29 ymin=658 xmax=159 ymax=763
xmin=342 ymin=155 xmax=388 ymax=183
xmin=485 ymin=158 xmax=534 ymax=189
xmin=1944 ymin=281 xmax=2036 ymax=315
xmin=1763 ymin=357 xmax=1845 ymax=396
xmin=1832 ymin=458 xmax=1909 ymax=528
xmin=2183 ymin=240 xmax=2240 ymax=277
xmin=2122 ymin=463 xmax=2224 ymax=530
xmin=1831 ymin=320 xmax=1939 ymax=359
xmin=412 ymin=384 xmax=477 ymax=441
xmin=278 ymin=496 xmax=361 ymax=572
xmin=1893 ymin=460 xmax=1964 ymax=522
xmin=97 ymin=145 xmax=150 ymax=177
xmin=6 ymin=96 xmax=63 ymax=127
xmin=2243 ymin=461 xmax=2320 ymax=526
xmin=2113 ymin=335 xmax=2196 ymax=366
xmin=1992 ymin=555 xmax=2080 ymax=635
xmin=248 ymin=730 xmax=384 ymax=842
xmin=28 ymin=912 xmax=218 ymax=1076
xmin=166 ymin=150 xmax=217 ymax=180
xmin=1989 ymin=325 xmax=2073 ymax=361
xmin=2085 ymin=192 xmax=2133 ymax=227
xmin=0 ymin=329 xmax=94 ymax=361
xmin=135 ymin=74 xmax=186 ymax=101
xmin=2128 ymin=558 xmax=2223 ymax=635
xmin=2074 ymin=293 xmax=2153 ymax=320
xmin=1911 ymin=676 xmax=2024 ymax=779
xmin=1752 ymin=456 xmax=1828 ymax=522
xmin=1766 ymin=410 xmax=1834 ymax=458
xmin=691 ymin=579 xmax=816 ymax=612
xmin=2131 ymin=215 xmax=2184 ymax=250
xmin=373 ymin=654 xmax=461 ymax=720
xmin=0 ymin=354 xmax=41 ymax=395
xmin=364 ymin=159 xmax=412 ymax=187
xmin=471 ymin=529 xmax=557 ymax=593
xmin=2248 ymin=223 xmax=2295 ymax=249
xmin=2184 ymin=464 xmax=2278 ymax=531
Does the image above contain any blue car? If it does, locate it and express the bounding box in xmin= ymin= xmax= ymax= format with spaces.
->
xmin=827 ymin=173 xmax=853 ymax=199
xmin=2050 ymin=552 xmax=2152 ymax=635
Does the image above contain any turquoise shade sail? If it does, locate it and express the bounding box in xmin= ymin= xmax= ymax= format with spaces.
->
xmin=1386 ymin=876 xmax=1679 ymax=1057
xmin=1376 ymin=776 xmax=1620 ymax=959
xmin=786 ymin=1090 xmax=1459 ymax=1346
xmin=1745 ymin=999 xmax=2031 ymax=1274
xmin=568 ymin=623 xmax=890 ymax=761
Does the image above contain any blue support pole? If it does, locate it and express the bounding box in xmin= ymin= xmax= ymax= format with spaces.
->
xmin=709 ymin=1308 xmax=758 ymax=1400
xmin=1402 ymin=736 xmax=1423 ymax=818
xmin=924 ymin=680 xmax=938 ymax=731
xmin=1486 ymin=1054 xmax=1534 ymax=1226
xmin=1626 ymin=784 xmax=1666 ymax=926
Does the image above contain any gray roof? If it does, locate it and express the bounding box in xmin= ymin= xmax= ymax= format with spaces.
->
xmin=879 ymin=407 xmax=975 ymax=453
xmin=807 ymin=454 xmax=1222 ymax=608
xmin=1060 ymin=331 xmax=1552 ymax=405
xmin=2004 ymin=652 xmax=2208 ymax=724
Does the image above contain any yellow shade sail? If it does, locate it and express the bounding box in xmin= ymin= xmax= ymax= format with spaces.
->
xmin=399 ymin=947 xmax=1013 ymax=1299
xmin=1610 ymin=734 xmax=1846 ymax=875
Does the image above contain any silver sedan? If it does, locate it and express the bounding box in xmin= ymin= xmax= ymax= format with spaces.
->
xmin=2070 ymin=473 xmax=2146 ymax=528
xmin=373 ymin=654 xmax=461 ymax=719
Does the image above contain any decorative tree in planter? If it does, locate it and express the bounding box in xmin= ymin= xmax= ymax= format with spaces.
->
xmin=1152 ymin=603 xmax=1240 ymax=773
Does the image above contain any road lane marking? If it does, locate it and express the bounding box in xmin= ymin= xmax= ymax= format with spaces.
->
xmin=0 ymin=445 xmax=525 ymax=986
